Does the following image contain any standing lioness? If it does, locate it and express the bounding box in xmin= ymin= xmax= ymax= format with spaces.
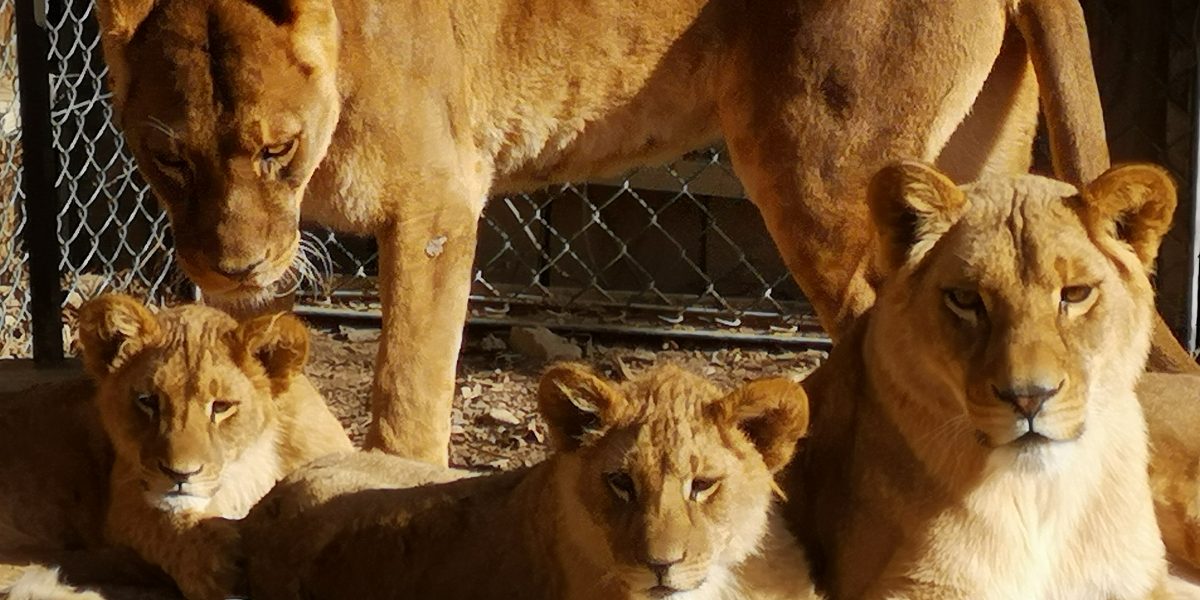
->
xmin=90 ymin=0 xmax=1181 ymax=465
xmin=792 ymin=163 xmax=1172 ymax=598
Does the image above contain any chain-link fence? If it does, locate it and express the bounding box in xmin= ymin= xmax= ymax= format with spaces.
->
xmin=1 ymin=0 xmax=1198 ymax=360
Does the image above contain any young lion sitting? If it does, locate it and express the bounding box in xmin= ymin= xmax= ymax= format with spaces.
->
xmin=792 ymin=163 xmax=1173 ymax=598
xmin=76 ymin=294 xmax=353 ymax=600
xmin=242 ymin=364 xmax=818 ymax=600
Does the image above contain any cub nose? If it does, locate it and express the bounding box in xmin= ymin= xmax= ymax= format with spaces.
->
xmin=643 ymin=555 xmax=684 ymax=581
xmin=158 ymin=462 xmax=203 ymax=483
xmin=213 ymin=256 xmax=265 ymax=280
xmin=993 ymin=382 xmax=1063 ymax=420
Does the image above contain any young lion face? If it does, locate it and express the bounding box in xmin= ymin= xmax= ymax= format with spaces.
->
xmin=539 ymin=364 xmax=809 ymax=597
xmin=94 ymin=0 xmax=340 ymax=304
xmin=77 ymin=294 xmax=310 ymax=514
xmin=866 ymin=162 xmax=1175 ymax=470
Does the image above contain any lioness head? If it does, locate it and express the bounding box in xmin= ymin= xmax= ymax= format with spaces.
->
xmin=94 ymin=0 xmax=339 ymax=302
xmin=538 ymin=364 xmax=809 ymax=597
xmin=77 ymin=294 xmax=310 ymax=513
xmin=866 ymin=162 xmax=1175 ymax=468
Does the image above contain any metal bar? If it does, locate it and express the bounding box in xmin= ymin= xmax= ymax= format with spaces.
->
xmin=292 ymin=305 xmax=833 ymax=349
xmin=1185 ymin=6 xmax=1200 ymax=353
xmin=14 ymin=0 xmax=64 ymax=364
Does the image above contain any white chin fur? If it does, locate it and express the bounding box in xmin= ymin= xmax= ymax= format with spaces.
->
xmin=147 ymin=492 xmax=211 ymax=513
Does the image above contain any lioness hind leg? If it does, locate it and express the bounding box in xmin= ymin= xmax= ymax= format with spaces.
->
xmin=716 ymin=1 xmax=1005 ymax=338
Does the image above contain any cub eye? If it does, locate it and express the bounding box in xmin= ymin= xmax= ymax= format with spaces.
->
xmin=1060 ymin=285 xmax=1093 ymax=304
xmin=210 ymin=400 xmax=237 ymax=420
xmin=261 ymin=138 xmax=297 ymax=161
xmin=688 ymin=477 xmax=720 ymax=501
xmin=135 ymin=394 xmax=159 ymax=415
xmin=605 ymin=472 xmax=636 ymax=502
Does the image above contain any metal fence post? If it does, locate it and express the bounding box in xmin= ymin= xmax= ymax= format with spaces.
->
xmin=15 ymin=0 xmax=63 ymax=364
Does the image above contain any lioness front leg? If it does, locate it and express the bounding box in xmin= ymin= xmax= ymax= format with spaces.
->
xmin=363 ymin=189 xmax=483 ymax=464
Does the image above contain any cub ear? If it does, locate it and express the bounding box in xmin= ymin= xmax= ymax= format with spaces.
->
xmin=868 ymin=161 xmax=966 ymax=276
xmin=77 ymin=294 xmax=160 ymax=379
xmin=235 ymin=313 xmax=310 ymax=391
xmin=94 ymin=0 xmax=157 ymax=44
xmin=245 ymin=0 xmax=298 ymax=25
xmin=538 ymin=363 xmax=627 ymax=451
xmin=1080 ymin=163 xmax=1177 ymax=270
xmin=710 ymin=378 xmax=810 ymax=473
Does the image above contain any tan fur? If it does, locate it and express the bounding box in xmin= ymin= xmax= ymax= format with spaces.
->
xmin=790 ymin=163 xmax=1173 ymax=599
xmin=1140 ymin=372 xmax=1200 ymax=574
xmin=243 ymin=365 xmax=818 ymax=600
xmin=76 ymin=294 xmax=353 ymax=600
xmin=90 ymin=0 xmax=1185 ymax=465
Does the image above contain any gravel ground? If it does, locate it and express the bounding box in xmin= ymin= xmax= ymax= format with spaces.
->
xmin=307 ymin=322 xmax=826 ymax=470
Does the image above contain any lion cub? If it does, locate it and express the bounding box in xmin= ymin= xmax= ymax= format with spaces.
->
xmin=76 ymin=294 xmax=353 ymax=600
xmin=793 ymin=163 xmax=1173 ymax=599
xmin=243 ymin=364 xmax=818 ymax=600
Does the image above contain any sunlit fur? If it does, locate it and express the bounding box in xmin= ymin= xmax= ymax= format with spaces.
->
xmin=793 ymin=163 xmax=1173 ymax=599
xmin=91 ymin=0 xmax=1144 ymax=464
xmin=242 ymin=364 xmax=818 ymax=600
xmin=76 ymin=294 xmax=352 ymax=600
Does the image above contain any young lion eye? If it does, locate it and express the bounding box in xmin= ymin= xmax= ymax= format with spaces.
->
xmin=1060 ymin=285 xmax=1093 ymax=304
xmin=605 ymin=472 xmax=636 ymax=502
xmin=210 ymin=400 xmax=237 ymax=420
xmin=945 ymin=289 xmax=983 ymax=311
xmin=135 ymin=394 xmax=159 ymax=415
xmin=688 ymin=477 xmax=721 ymax=501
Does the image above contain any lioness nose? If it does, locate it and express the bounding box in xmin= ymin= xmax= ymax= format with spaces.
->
xmin=214 ymin=257 xmax=265 ymax=280
xmin=158 ymin=462 xmax=203 ymax=483
xmin=993 ymin=382 xmax=1062 ymax=419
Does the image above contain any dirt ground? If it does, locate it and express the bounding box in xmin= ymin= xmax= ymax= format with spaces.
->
xmin=307 ymin=322 xmax=827 ymax=470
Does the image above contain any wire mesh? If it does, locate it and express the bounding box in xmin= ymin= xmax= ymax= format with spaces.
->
xmin=0 ymin=0 xmax=28 ymax=359
xmin=0 ymin=1 xmax=1196 ymax=358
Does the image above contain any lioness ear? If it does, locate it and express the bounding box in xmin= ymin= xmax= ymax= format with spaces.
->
xmin=711 ymin=378 xmax=810 ymax=473
xmin=236 ymin=313 xmax=310 ymax=391
xmin=77 ymin=294 xmax=160 ymax=379
xmin=538 ymin=363 xmax=626 ymax=451
xmin=868 ymin=161 xmax=966 ymax=276
xmin=1080 ymin=163 xmax=1177 ymax=270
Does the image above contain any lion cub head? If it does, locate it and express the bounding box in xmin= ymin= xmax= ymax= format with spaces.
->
xmin=77 ymin=294 xmax=310 ymax=514
xmin=93 ymin=0 xmax=339 ymax=302
xmin=866 ymin=162 xmax=1175 ymax=469
xmin=539 ymin=364 xmax=809 ymax=596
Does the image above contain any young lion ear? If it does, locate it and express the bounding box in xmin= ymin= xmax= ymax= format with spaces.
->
xmin=1080 ymin=163 xmax=1177 ymax=270
xmin=868 ymin=161 xmax=966 ymax=276
xmin=538 ymin=363 xmax=627 ymax=451
xmin=94 ymin=0 xmax=157 ymax=43
xmin=77 ymin=294 xmax=160 ymax=379
xmin=236 ymin=313 xmax=310 ymax=391
xmin=711 ymin=378 xmax=810 ymax=473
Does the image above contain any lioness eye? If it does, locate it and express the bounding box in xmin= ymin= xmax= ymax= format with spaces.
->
xmin=261 ymin=139 xmax=296 ymax=160
xmin=135 ymin=394 xmax=159 ymax=414
xmin=945 ymin=289 xmax=983 ymax=311
xmin=605 ymin=472 xmax=636 ymax=502
xmin=1060 ymin=285 xmax=1093 ymax=304
xmin=153 ymin=153 xmax=188 ymax=171
xmin=689 ymin=478 xmax=720 ymax=501
xmin=210 ymin=401 xmax=236 ymax=419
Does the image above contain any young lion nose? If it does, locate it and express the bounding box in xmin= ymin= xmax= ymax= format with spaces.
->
xmin=993 ymin=382 xmax=1063 ymax=420
xmin=644 ymin=555 xmax=684 ymax=581
xmin=158 ymin=462 xmax=203 ymax=483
